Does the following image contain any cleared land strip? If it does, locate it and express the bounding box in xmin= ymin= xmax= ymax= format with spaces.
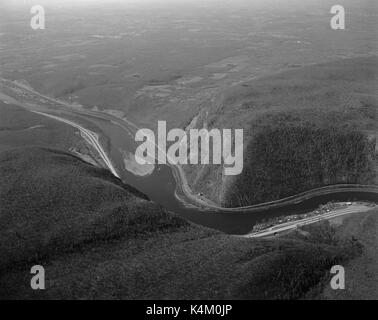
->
xmin=31 ymin=111 xmax=120 ymax=179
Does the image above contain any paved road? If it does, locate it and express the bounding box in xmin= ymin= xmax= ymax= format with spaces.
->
xmin=245 ymin=204 xmax=376 ymax=238
xmin=31 ymin=110 xmax=120 ymax=179
xmin=1 ymin=78 xmax=378 ymax=214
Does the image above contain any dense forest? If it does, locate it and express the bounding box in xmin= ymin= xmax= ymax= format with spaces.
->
xmin=224 ymin=125 xmax=376 ymax=207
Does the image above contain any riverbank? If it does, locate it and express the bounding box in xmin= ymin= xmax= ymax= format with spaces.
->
xmin=2 ymin=78 xmax=378 ymax=221
xmin=173 ymin=163 xmax=378 ymax=213
xmin=245 ymin=202 xmax=377 ymax=238
xmin=0 ymin=146 xmax=365 ymax=299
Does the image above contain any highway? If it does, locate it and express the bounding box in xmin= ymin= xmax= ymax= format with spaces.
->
xmin=1 ymin=77 xmax=378 ymax=234
xmin=31 ymin=110 xmax=120 ymax=179
xmin=245 ymin=204 xmax=376 ymax=238
xmin=1 ymin=77 xmax=378 ymax=212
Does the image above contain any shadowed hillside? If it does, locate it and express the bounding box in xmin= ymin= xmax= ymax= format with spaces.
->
xmin=0 ymin=147 xmax=185 ymax=274
xmin=0 ymin=147 xmax=367 ymax=299
xmin=225 ymin=125 xmax=376 ymax=207
xmin=183 ymin=56 xmax=378 ymax=206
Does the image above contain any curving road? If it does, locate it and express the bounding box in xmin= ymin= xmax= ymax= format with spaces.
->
xmin=1 ymin=77 xmax=378 ymax=221
xmin=30 ymin=110 xmax=120 ymax=178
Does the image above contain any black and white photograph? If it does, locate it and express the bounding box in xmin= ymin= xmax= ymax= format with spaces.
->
xmin=0 ymin=0 xmax=377 ymax=304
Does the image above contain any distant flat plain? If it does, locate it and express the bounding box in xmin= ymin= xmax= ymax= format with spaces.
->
xmin=0 ymin=0 xmax=376 ymax=128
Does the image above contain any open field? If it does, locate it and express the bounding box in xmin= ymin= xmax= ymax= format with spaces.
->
xmin=0 ymin=0 xmax=376 ymax=128
xmin=1 ymin=0 xmax=377 ymax=207
xmin=0 ymin=101 xmax=78 ymax=153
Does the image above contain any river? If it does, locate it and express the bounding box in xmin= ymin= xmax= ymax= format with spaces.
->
xmin=47 ymin=106 xmax=378 ymax=235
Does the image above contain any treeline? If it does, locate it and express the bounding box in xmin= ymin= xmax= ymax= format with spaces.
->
xmin=224 ymin=125 xmax=376 ymax=207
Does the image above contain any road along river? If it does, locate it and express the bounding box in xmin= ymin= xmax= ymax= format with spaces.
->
xmin=1 ymin=80 xmax=378 ymax=235
xmin=26 ymin=107 xmax=378 ymax=234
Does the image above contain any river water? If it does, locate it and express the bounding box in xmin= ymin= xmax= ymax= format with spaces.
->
xmin=53 ymin=108 xmax=378 ymax=235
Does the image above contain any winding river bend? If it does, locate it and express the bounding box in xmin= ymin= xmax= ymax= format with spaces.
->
xmin=37 ymin=106 xmax=378 ymax=235
xmin=1 ymin=79 xmax=378 ymax=235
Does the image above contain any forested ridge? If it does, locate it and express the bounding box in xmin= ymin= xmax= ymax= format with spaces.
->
xmin=225 ymin=125 xmax=376 ymax=207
